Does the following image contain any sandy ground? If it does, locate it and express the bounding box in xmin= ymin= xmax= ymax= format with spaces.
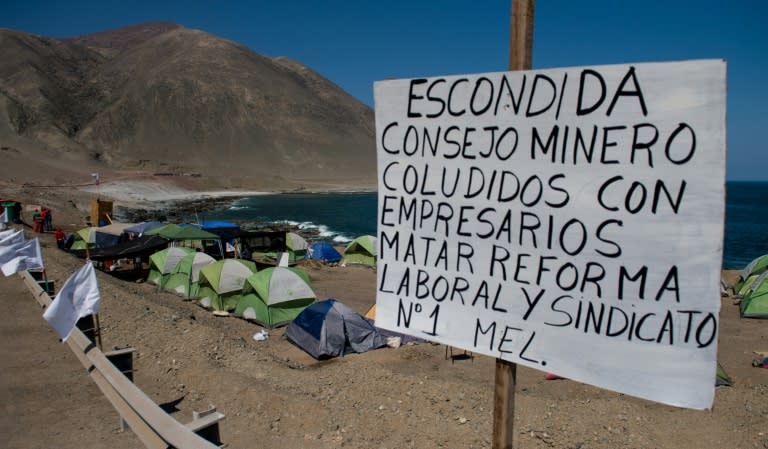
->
xmin=1 ymin=184 xmax=767 ymax=449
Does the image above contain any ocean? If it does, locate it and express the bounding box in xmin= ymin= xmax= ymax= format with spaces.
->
xmin=201 ymin=182 xmax=767 ymax=270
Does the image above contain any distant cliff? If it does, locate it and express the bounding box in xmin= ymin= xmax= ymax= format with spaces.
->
xmin=0 ymin=22 xmax=376 ymax=190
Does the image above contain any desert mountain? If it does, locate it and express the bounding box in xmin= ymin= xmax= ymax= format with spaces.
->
xmin=0 ymin=22 xmax=376 ymax=191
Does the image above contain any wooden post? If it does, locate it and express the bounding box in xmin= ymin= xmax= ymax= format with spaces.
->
xmin=493 ymin=2 xmax=534 ymax=449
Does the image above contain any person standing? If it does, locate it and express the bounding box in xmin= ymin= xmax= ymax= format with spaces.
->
xmin=40 ymin=208 xmax=50 ymax=232
xmin=54 ymin=227 xmax=66 ymax=249
xmin=32 ymin=209 xmax=43 ymax=233
xmin=43 ymin=208 xmax=53 ymax=231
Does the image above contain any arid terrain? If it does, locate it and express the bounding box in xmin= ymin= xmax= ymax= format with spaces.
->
xmin=1 ymin=20 xmax=765 ymax=449
xmin=0 ymin=183 xmax=766 ymax=449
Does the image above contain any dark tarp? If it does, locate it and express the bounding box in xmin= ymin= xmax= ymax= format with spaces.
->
xmin=124 ymin=221 xmax=165 ymax=236
xmin=94 ymin=232 xmax=123 ymax=249
xmin=285 ymin=298 xmax=386 ymax=359
xmin=71 ymin=235 xmax=169 ymax=261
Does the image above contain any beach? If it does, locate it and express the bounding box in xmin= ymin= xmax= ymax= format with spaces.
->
xmin=1 ymin=183 xmax=767 ymax=449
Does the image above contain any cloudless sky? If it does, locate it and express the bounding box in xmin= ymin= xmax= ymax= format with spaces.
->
xmin=2 ymin=0 xmax=766 ymax=181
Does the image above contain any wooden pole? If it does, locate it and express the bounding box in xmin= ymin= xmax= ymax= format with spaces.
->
xmin=493 ymin=2 xmax=534 ymax=449
xmin=509 ymin=0 xmax=535 ymax=72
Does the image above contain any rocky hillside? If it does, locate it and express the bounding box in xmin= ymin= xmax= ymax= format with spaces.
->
xmin=0 ymin=22 xmax=376 ymax=191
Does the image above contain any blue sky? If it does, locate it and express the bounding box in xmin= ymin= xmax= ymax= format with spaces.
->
xmin=2 ymin=1 xmax=766 ymax=181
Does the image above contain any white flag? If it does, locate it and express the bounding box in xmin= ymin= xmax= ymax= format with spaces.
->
xmin=0 ymin=229 xmax=24 ymax=247
xmin=43 ymin=261 xmax=100 ymax=341
xmin=2 ymin=238 xmax=44 ymax=276
xmin=0 ymin=239 xmax=25 ymax=265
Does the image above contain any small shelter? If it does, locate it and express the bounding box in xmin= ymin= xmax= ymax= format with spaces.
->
xmin=735 ymin=254 xmax=768 ymax=296
xmin=197 ymin=259 xmax=257 ymax=311
xmin=740 ymin=272 xmax=768 ymax=318
xmin=285 ymin=299 xmax=386 ymax=359
xmin=285 ymin=232 xmax=309 ymax=261
xmin=341 ymin=235 xmax=377 ymax=267
xmin=235 ymin=267 xmax=316 ymax=328
xmin=71 ymin=226 xmax=99 ymax=250
xmin=163 ymin=252 xmax=217 ymax=299
xmin=307 ymin=242 xmax=342 ymax=264
xmin=148 ymin=247 xmax=196 ymax=286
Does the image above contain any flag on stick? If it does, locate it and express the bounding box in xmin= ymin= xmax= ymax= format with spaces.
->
xmin=0 ymin=229 xmax=24 ymax=247
xmin=1 ymin=238 xmax=44 ymax=276
xmin=0 ymin=239 xmax=26 ymax=265
xmin=43 ymin=261 xmax=100 ymax=341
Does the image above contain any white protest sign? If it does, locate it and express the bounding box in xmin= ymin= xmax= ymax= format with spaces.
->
xmin=374 ymin=60 xmax=726 ymax=410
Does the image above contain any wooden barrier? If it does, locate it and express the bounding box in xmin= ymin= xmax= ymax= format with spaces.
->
xmin=20 ymin=270 xmax=224 ymax=449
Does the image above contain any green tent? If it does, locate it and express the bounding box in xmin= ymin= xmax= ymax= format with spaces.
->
xmin=167 ymin=226 xmax=220 ymax=241
xmin=197 ymin=259 xmax=257 ymax=312
xmin=341 ymin=235 xmax=377 ymax=267
xmin=716 ymin=362 xmax=733 ymax=386
xmin=147 ymin=247 xmax=196 ymax=286
xmin=144 ymin=224 xmax=219 ymax=241
xmin=71 ymin=226 xmax=98 ymax=250
xmin=163 ymin=252 xmax=216 ymax=298
xmin=144 ymin=223 xmax=182 ymax=237
xmin=740 ymin=272 xmax=768 ymax=318
xmin=235 ymin=267 xmax=316 ymax=328
xmin=735 ymin=254 xmax=768 ymax=296
xmin=286 ymin=232 xmax=309 ymax=261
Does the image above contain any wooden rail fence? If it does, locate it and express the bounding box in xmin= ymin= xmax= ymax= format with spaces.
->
xmin=20 ymin=270 xmax=224 ymax=449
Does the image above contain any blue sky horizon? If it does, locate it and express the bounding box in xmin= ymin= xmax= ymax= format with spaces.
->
xmin=2 ymin=1 xmax=765 ymax=181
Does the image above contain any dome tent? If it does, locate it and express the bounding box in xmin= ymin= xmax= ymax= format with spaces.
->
xmin=163 ymin=251 xmax=217 ymax=299
xmin=197 ymin=259 xmax=257 ymax=312
xmin=340 ymin=235 xmax=377 ymax=267
xmin=740 ymin=272 xmax=768 ymax=318
xmin=735 ymin=254 xmax=768 ymax=296
xmin=307 ymin=242 xmax=342 ymax=264
xmin=286 ymin=232 xmax=309 ymax=261
xmin=286 ymin=299 xmax=385 ymax=359
xmin=235 ymin=267 xmax=316 ymax=328
xmin=147 ymin=247 xmax=196 ymax=287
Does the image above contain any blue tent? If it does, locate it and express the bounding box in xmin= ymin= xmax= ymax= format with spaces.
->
xmin=285 ymin=299 xmax=385 ymax=359
xmin=307 ymin=242 xmax=342 ymax=263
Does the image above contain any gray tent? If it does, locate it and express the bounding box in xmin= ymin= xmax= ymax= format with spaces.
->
xmin=285 ymin=299 xmax=386 ymax=359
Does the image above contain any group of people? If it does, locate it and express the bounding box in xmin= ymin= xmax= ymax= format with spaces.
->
xmin=31 ymin=207 xmax=53 ymax=233
xmin=31 ymin=207 xmax=67 ymax=249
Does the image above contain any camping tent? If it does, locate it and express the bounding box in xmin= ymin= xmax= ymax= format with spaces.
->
xmin=235 ymin=267 xmax=316 ymax=328
xmin=740 ymin=272 xmax=768 ymax=318
xmin=197 ymin=259 xmax=257 ymax=311
xmin=307 ymin=242 xmax=342 ymax=263
xmin=163 ymin=252 xmax=216 ymax=298
xmin=286 ymin=232 xmax=309 ymax=261
xmin=285 ymin=298 xmax=386 ymax=359
xmin=71 ymin=226 xmax=98 ymax=250
xmin=340 ymin=235 xmax=377 ymax=267
xmin=148 ymin=247 xmax=196 ymax=286
xmin=735 ymin=254 xmax=768 ymax=296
